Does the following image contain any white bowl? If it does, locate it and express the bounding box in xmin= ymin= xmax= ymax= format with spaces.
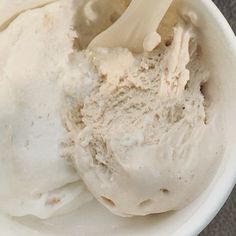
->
xmin=1 ymin=0 xmax=236 ymax=235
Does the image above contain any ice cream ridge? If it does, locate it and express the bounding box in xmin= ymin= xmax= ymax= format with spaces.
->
xmin=0 ymin=0 xmax=223 ymax=218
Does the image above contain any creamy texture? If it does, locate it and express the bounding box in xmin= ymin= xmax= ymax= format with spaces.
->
xmin=0 ymin=0 xmax=93 ymax=219
xmin=68 ymin=19 xmax=223 ymax=216
xmin=0 ymin=0 xmax=224 ymax=219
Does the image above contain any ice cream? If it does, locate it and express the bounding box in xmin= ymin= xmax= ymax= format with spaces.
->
xmin=0 ymin=0 xmax=93 ymax=219
xmin=69 ymin=18 xmax=223 ymax=216
xmin=0 ymin=0 xmax=224 ymax=219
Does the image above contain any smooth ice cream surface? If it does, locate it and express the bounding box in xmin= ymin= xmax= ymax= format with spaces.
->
xmin=0 ymin=0 xmax=224 ymax=219
xmin=0 ymin=0 xmax=94 ymax=219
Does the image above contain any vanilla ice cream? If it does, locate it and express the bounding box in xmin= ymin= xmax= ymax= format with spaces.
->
xmin=69 ymin=18 xmax=223 ymax=216
xmin=0 ymin=0 xmax=224 ymax=219
xmin=0 ymin=0 xmax=92 ymax=219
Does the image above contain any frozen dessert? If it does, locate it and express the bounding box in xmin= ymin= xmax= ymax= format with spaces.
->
xmin=0 ymin=0 xmax=94 ymax=219
xmin=0 ymin=0 xmax=223 ymax=219
xmin=71 ymin=19 xmax=223 ymax=216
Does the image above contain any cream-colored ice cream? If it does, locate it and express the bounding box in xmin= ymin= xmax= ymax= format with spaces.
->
xmin=0 ymin=0 xmax=223 ymax=219
xmin=0 ymin=0 xmax=88 ymax=219
xmin=69 ymin=19 xmax=223 ymax=216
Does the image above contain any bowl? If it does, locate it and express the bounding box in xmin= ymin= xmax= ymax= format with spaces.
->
xmin=0 ymin=0 xmax=236 ymax=235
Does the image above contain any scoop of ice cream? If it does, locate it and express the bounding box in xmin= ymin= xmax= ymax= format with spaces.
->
xmin=0 ymin=0 xmax=93 ymax=219
xmin=69 ymin=19 xmax=223 ymax=216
